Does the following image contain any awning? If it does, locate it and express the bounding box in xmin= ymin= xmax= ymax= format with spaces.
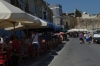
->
xmin=47 ymin=22 xmax=61 ymax=30
xmin=61 ymin=28 xmax=67 ymax=32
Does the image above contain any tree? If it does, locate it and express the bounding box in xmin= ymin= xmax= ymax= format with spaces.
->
xmin=75 ymin=9 xmax=82 ymax=17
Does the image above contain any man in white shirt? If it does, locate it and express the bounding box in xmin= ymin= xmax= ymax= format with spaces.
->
xmin=32 ymin=31 xmax=40 ymax=59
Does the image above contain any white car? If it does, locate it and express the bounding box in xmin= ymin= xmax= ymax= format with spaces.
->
xmin=93 ymin=32 xmax=100 ymax=43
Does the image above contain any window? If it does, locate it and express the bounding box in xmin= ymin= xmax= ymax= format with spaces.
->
xmin=60 ymin=19 xmax=62 ymax=25
xmin=11 ymin=0 xmax=21 ymax=9
xmin=43 ymin=11 xmax=46 ymax=19
xmin=44 ymin=15 xmax=46 ymax=20
xmin=11 ymin=0 xmax=15 ymax=5
xmin=59 ymin=9 xmax=62 ymax=16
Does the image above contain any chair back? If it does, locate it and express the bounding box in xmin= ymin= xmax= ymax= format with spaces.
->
xmin=5 ymin=47 xmax=12 ymax=59
xmin=0 ymin=50 xmax=3 ymax=59
xmin=28 ymin=44 xmax=33 ymax=51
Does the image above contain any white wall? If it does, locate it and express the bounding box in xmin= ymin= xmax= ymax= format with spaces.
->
xmin=53 ymin=17 xmax=61 ymax=26
xmin=82 ymin=13 xmax=97 ymax=19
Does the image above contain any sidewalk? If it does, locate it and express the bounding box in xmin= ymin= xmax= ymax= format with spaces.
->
xmin=19 ymin=41 xmax=66 ymax=66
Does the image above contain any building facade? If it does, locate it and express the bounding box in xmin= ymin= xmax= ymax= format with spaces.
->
xmin=48 ymin=4 xmax=63 ymax=27
xmin=4 ymin=0 xmax=53 ymax=22
xmin=62 ymin=13 xmax=77 ymax=29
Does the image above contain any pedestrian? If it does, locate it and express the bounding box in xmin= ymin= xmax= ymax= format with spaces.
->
xmin=0 ymin=36 xmax=4 ymax=51
xmin=89 ymin=32 xmax=94 ymax=43
xmin=79 ymin=32 xmax=84 ymax=44
xmin=85 ymin=33 xmax=90 ymax=44
xmin=31 ymin=31 xmax=40 ymax=59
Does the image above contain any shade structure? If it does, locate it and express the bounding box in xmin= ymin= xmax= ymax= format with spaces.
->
xmin=47 ymin=22 xmax=61 ymax=31
xmin=4 ymin=22 xmax=46 ymax=36
xmin=0 ymin=0 xmax=42 ymax=29
xmin=4 ymin=22 xmax=47 ymax=31
xmin=68 ymin=29 xmax=88 ymax=32
xmin=61 ymin=28 xmax=67 ymax=32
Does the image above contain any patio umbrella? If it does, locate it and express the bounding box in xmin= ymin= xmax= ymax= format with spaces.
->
xmin=59 ymin=32 xmax=65 ymax=35
xmin=0 ymin=0 xmax=42 ymax=37
xmin=0 ymin=0 xmax=41 ymax=28
xmin=4 ymin=22 xmax=47 ymax=36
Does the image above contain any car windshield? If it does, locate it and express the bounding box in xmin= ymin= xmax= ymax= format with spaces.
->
xmin=94 ymin=32 xmax=98 ymax=34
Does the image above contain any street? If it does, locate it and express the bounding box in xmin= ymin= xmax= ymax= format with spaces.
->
xmin=38 ymin=38 xmax=100 ymax=66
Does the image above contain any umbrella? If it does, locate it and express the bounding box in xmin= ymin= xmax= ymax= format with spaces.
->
xmin=59 ymin=32 xmax=65 ymax=35
xmin=4 ymin=22 xmax=47 ymax=36
xmin=0 ymin=0 xmax=42 ymax=37
xmin=0 ymin=0 xmax=42 ymax=27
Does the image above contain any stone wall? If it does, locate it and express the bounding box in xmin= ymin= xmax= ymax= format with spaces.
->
xmin=76 ymin=17 xmax=100 ymax=30
xmin=63 ymin=15 xmax=77 ymax=29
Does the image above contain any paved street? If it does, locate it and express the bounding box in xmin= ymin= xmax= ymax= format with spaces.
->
xmin=38 ymin=38 xmax=100 ymax=66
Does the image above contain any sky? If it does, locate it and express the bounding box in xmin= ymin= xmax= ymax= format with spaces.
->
xmin=46 ymin=0 xmax=100 ymax=14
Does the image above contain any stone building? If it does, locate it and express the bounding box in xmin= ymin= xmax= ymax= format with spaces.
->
xmin=62 ymin=13 xmax=77 ymax=29
xmin=76 ymin=12 xmax=100 ymax=30
xmin=4 ymin=0 xmax=53 ymax=22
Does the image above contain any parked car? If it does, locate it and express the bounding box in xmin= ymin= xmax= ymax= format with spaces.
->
xmin=93 ymin=32 xmax=100 ymax=43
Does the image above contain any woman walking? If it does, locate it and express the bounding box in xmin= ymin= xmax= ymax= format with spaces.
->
xmin=85 ymin=33 xmax=90 ymax=44
xmin=79 ymin=32 xmax=84 ymax=44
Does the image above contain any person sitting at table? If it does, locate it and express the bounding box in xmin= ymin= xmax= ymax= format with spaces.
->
xmin=10 ymin=36 xmax=21 ymax=66
xmin=20 ymin=37 xmax=28 ymax=52
xmin=0 ymin=35 xmax=4 ymax=51
xmin=4 ymin=36 xmax=10 ymax=48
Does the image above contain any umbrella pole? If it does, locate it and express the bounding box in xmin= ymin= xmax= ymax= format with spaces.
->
xmin=13 ymin=23 xmax=16 ymax=39
xmin=20 ymin=30 xmax=22 ymax=39
xmin=26 ymin=26 xmax=28 ymax=37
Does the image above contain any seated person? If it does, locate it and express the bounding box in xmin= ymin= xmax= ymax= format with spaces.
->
xmin=0 ymin=36 xmax=4 ymax=51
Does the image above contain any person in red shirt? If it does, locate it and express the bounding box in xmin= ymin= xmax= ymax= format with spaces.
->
xmin=11 ymin=38 xmax=21 ymax=52
xmin=10 ymin=36 xmax=21 ymax=66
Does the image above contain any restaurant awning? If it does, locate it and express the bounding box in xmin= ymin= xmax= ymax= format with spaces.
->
xmin=47 ymin=22 xmax=61 ymax=31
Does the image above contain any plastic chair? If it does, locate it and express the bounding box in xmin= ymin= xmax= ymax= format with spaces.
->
xmin=6 ymin=47 xmax=12 ymax=60
xmin=0 ymin=50 xmax=3 ymax=58
xmin=0 ymin=50 xmax=7 ymax=66
xmin=28 ymin=44 xmax=34 ymax=58
xmin=5 ymin=47 xmax=12 ymax=66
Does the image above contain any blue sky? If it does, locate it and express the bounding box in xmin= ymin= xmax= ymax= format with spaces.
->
xmin=46 ymin=0 xmax=100 ymax=14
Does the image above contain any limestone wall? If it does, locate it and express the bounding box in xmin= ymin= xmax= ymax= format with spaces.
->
xmin=76 ymin=17 xmax=100 ymax=30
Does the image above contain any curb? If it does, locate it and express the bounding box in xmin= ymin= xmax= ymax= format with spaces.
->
xmin=30 ymin=42 xmax=66 ymax=66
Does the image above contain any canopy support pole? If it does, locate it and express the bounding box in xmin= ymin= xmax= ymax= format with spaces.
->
xmin=12 ymin=22 xmax=16 ymax=39
xmin=26 ymin=26 xmax=28 ymax=37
